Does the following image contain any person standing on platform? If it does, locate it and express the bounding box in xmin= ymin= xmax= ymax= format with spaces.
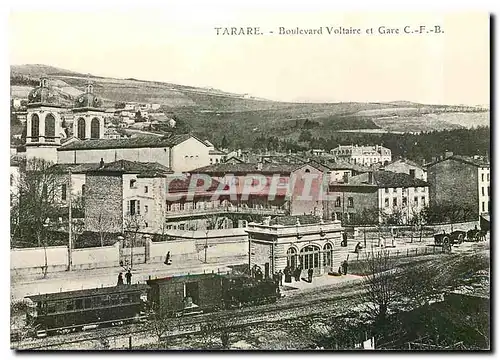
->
xmin=342 ymin=259 xmax=349 ymax=275
xmin=278 ymin=270 xmax=284 ymax=286
xmin=307 ymin=268 xmax=313 ymax=283
xmin=117 ymin=272 xmax=124 ymax=286
xmin=125 ymin=269 xmax=132 ymax=285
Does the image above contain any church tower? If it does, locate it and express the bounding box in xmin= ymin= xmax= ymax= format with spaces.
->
xmin=72 ymin=80 xmax=105 ymax=140
xmin=25 ymin=76 xmax=64 ymax=163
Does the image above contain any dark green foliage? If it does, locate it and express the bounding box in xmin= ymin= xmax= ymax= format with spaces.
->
xmin=421 ymin=203 xmax=478 ymax=223
xmin=10 ymin=73 xmax=39 ymax=86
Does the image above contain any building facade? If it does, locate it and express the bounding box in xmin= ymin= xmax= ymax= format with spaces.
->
xmin=56 ymin=134 xmax=211 ymax=172
xmin=427 ymin=154 xmax=490 ymax=219
xmin=325 ymin=171 xmax=429 ymax=225
xmin=330 ymin=145 xmax=392 ymax=166
xmin=246 ymin=216 xmax=346 ymax=280
xmin=191 ymin=161 xmax=329 ymax=218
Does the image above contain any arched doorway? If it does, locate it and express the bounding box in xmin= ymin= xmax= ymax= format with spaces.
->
xmin=299 ymin=245 xmax=320 ymax=271
xmin=77 ymin=118 xmax=86 ymax=139
xmin=31 ymin=114 xmax=40 ymax=141
xmin=90 ymin=118 xmax=100 ymax=139
xmin=286 ymin=247 xmax=297 ymax=269
xmin=323 ymin=243 xmax=333 ymax=268
xmin=45 ymin=113 xmax=55 ymax=141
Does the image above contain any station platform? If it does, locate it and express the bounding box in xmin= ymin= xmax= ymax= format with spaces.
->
xmin=280 ymin=273 xmax=363 ymax=293
xmin=11 ymin=255 xmax=246 ymax=302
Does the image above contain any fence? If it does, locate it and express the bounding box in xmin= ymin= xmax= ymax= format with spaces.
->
xmin=350 ymin=244 xmax=445 ymax=264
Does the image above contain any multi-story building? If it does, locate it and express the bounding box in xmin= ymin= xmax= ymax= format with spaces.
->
xmin=57 ymin=134 xmax=212 ymax=172
xmin=321 ymin=160 xmax=371 ymax=183
xmin=325 ymin=171 xmax=429 ymax=225
xmin=382 ymin=158 xmax=427 ymax=181
xmin=427 ymin=154 xmax=490 ymax=219
xmin=84 ymin=160 xmax=172 ymax=233
xmin=190 ymin=161 xmax=329 ymax=218
xmin=330 ymin=145 xmax=392 ymax=166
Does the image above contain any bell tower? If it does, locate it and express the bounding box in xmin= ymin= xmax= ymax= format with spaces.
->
xmin=25 ymin=76 xmax=63 ymax=163
xmin=72 ymin=78 xmax=105 ymax=140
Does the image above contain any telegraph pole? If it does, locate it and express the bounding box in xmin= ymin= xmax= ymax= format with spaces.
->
xmin=68 ymin=169 xmax=72 ymax=271
xmin=204 ymin=230 xmax=209 ymax=263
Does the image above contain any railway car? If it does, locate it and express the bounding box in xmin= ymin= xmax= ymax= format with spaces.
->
xmin=147 ymin=273 xmax=224 ymax=316
xmin=147 ymin=272 xmax=280 ymax=316
xmin=25 ymin=284 xmax=149 ymax=337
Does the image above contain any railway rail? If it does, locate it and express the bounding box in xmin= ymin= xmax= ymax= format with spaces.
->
xmin=14 ymin=246 xmax=485 ymax=350
xmin=15 ymin=278 xmax=368 ymax=350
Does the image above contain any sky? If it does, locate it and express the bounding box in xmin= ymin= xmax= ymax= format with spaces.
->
xmin=8 ymin=4 xmax=490 ymax=105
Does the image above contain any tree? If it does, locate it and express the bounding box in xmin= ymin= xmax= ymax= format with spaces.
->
xmin=94 ymin=209 xmax=117 ymax=247
xmin=14 ymin=158 xmax=59 ymax=276
xmin=360 ymin=250 xmax=402 ymax=339
xmin=123 ymin=214 xmax=145 ymax=270
xmin=204 ymin=214 xmax=225 ymax=230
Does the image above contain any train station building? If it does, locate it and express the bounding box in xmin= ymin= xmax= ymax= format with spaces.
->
xmin=246 ymin=215 xmax=347 ymax=279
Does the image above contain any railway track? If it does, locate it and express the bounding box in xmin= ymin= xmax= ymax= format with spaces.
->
xmin=15 ymin=278 xmax=368 ymax=350
xmin=16 ymin=248 xmax=484 ymax=350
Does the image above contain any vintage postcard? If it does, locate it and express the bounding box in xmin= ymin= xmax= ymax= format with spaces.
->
xmin=9 ymin=4 xmax=490 ymax=351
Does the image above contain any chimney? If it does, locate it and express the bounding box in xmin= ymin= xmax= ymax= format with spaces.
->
xmin=99 ymin=158 xmax=105 ymax=168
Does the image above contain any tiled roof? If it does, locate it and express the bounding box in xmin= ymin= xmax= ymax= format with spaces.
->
xmin=49 ymin=163 xmax=100 ymax=174
xmin=191 ymin=162 xmax=325 ymax=175
xmin=90 ymin=160 xmax=171 ymax=174
xmin=223 ymin=155 xmax=245 ymax=164
xmin=166 ymin=175 xmax=221 ymax=193
xmin=323 ymin=160 xmax=371 ymax=172
xmin=57 ymin=133 xmax=194 ymax=151
xmin=426 ymin=154 xmax=490 ymax=168
xmin=373 ymin=171 xmax=428 ymax=188
xmin=53 ymin=160 xmax=172 ymax=175
xmin=384 ymin=158 xmax=426 ymax=170
xmin=209 ymin=149 xmax=227 ymax=155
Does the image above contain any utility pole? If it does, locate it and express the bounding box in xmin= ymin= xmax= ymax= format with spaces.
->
xmin=68 ymin=169 xmax=72 ymax=271
xmin=204 ymin=230 xmax=209 ymax=263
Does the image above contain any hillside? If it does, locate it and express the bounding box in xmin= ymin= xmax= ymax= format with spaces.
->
xmin=10 ymin=64 xmax=490 ymax=148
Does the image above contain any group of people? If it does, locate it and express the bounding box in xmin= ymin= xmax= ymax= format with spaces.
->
xmin=282 ymin=265 xmax=315 ymax=283
xmin=273 ymin=270 xmax=284 ymax=286
xmin=117 ymin=269 xmax=133 ymax=286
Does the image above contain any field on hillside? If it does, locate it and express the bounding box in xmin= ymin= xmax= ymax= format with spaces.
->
xmin=10 ymin=64 xmax=490 ymax=146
